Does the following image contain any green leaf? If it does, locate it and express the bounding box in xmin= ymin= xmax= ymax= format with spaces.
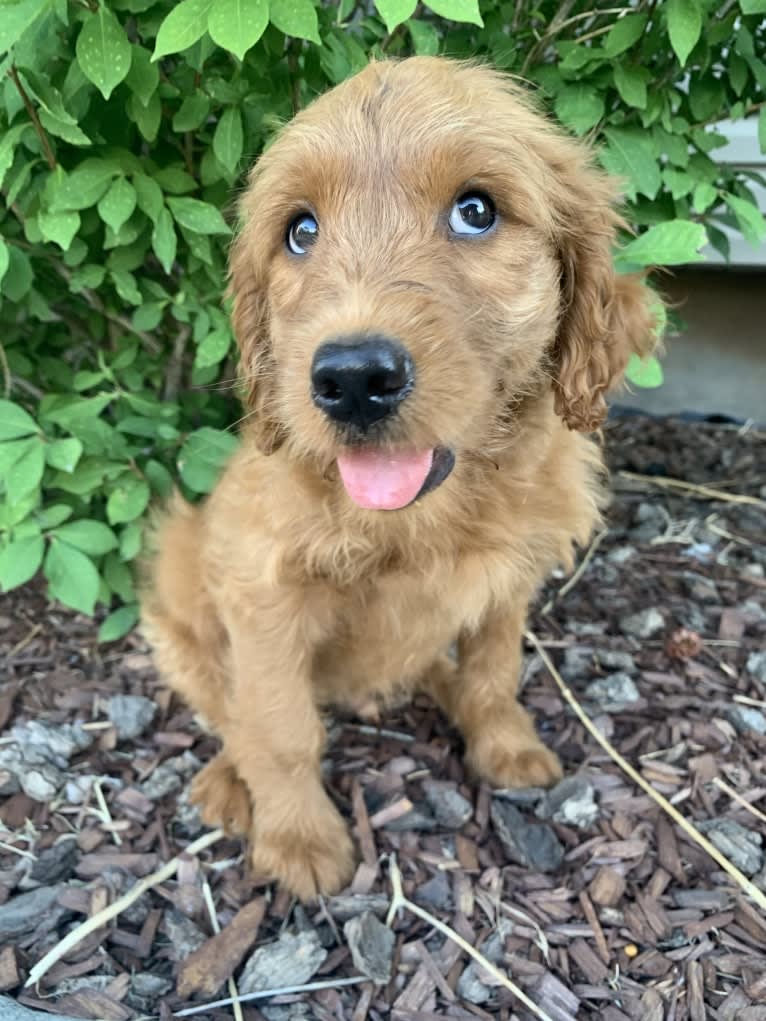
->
xmin=554 ymin=85 xmax=604 ymax=136
xmin=213 ymin=107 xmax=244 ymax=174
xmin=38 ymin=505 xmax=73 ymax=529
xmin=119 ymin=520 xmax=143 ymax=560
xmin=0 ymin=0 xmax=49 ymax=53
xmin=0 ymin=247 xmax=33 ymax=301
xmin=666 ymin=0 xmax=702 ymax=67
xmin=0 ymin=125 xmax=29 ymax=190
xmin=38 ymin=210 xmax=81 ymax=251
xmin=46 ymin=438 xmax=83 ymax=472
xmin=104 ymin=553 xmax=135 ymax=600
xmin=613 ymin=65 xmax=648 ymax=109
xmin=626 ymin=354 xmax=664 ymax=389
xmin=739 ymin=0 xmax=766 ymax=12
xmin=153 ymin=0 xmax=213 ymax=59
xmin=76 ymin=6 xmax=132 ymax=100
xmin=111 ymin=269 xmax=142 ymax=305
xmin=152 ymin=208 xmax=177 ymax=274
xmin=154 ymin=167 xmax=197 ymax=194
xmin=178 ymin=427 xmax=239 ymax=493
xmin=423 ymin=0 xmax=482 ymax=25
xmin=0 ymin=536 xmax=45 ymax=592
xmin=759 ymin=107 xmax=766 ymax=155
xmin=172 ymin=94 xmax=211 ymax=132
xmin=616 ymin=220 xmax=707 ymax=267
xmin=167 ymin=197 xmax=231 ymax=235
xmin=662 ymin=168 xmax=693 ymax=200
xmin=0 ymin=400 xmax=38 ymax=440
xmin=207 ymin=0 xmax=268 ymax=60
xmin=52 ymin=519 xmax=118 ymax=555
xmin=106 ymin=476 xmax=150 ymax=524
xmin=692 ymin=182 xmax=717 ymax=213
xmin=4 ymin=439 xmax=45 ymax=504
xmin=133 ymin=174 xmax=164 ymax=219
xmin=601 ymin=127 xmax=661 ymax=200
xmin=126 ymin=44 xmax=159 ymax=106
xmin=98 ymin=604 xmax=139 ymax=642
xmin=0 ymin=240 xmax=8 ymax=286
xmin=43 ymin=393 xmax=114 ymax=431
xmin=375 ymin=0 xmax=416 ymax=32
xmin=97 ymin=178 xmax=137 ymax=234
xmin=603 ymin=13 xmax=647 ymax=57
xmin=130 ymin=91 xmax=162 ymax=142
xmin=44 ymin=541 xmax=100 ymax=615
xmin=195 ymin=326 xmax=232 ymax=368
xmin=270 ymin=0 xmax=321 ymax=43
xmin=49 ymin=159 xmax=119 ymax=212
xmin=725 ymin=194 xmax=766 ymax=246
xmin=407 ymin=17 xmax=439 ymax=54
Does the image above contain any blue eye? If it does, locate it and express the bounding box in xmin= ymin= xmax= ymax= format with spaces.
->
xmin=287 ymin=213 xmax=318 ymax=254
xmin=449 ymin=193 xmax=496 ymax=235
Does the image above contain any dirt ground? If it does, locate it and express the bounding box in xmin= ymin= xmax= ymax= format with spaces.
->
xmin=1 ymin=414 xmax=765 ymax=1021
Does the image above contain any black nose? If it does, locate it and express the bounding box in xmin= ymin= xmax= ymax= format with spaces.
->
xmin=311 ymin=335 xmax=415 ymax=431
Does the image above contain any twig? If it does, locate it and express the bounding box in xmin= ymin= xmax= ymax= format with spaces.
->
xmin=163 ymin=326 xmax=190 ymax=401
xmin=0 ymin=341 xmax=11 ymax=398
xmin=712 ymin=777 xmax=766 ymax=827
xmin=542 ymin=528 xmax=608 ymax=613
xmin=7 ymin=623 xmax=42 ymax=660
xmin=25 ymin=828 xmax=225 ymax=987
xmin=7 ymin=66 xmax=56 ymax=170
xmin=203 ymin=880 xmax=243 ymax=1021
xmin=386 ymin=854 xmax=555 ymax=1021
xmin=173 ymin=977 xmax=367 ymax=1017
xmin=93 ymin=779 xmax=121 ymax=847
xmin=618 ymin=471 xmax=766 ymax=508
xmin=525 ymin=631 xmax=766 ymax=914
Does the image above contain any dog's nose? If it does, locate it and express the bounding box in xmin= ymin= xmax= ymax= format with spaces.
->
xmin=311 ymin=336 xmax=415 ymax=430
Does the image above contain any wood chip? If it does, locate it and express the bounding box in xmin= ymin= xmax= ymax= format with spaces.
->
xmin=0 ymin=946 xmax=20 ymax=992
xmin=177 ymin=897 xmax=266 ymax=998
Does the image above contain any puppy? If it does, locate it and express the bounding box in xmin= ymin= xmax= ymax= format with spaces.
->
xmin=142 ymin=57 xmax=656 ymax=900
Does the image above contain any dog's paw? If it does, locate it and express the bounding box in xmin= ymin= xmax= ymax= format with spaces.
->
xmin=468 ymin=735 xmax=563 ymax=790
xmin=191 ymin=754 xmax=253 ymax=835
xmin=249 ymin=799 xmax=355 ymax=901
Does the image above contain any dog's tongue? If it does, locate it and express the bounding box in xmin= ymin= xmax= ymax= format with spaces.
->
xmin=337 ymin=448 xmax=433 ymax=510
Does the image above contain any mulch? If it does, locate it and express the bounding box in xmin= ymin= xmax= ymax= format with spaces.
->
xmin=1 ymin=413 xmax=765 ymax=1021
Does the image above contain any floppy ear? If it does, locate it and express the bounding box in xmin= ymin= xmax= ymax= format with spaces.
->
xmin=228 ymin=223 xmax=286 ymax=455
xmin=551 ymin=171 xmax=658 ymax=432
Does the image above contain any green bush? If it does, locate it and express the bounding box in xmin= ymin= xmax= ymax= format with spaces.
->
xmin=1 ymin=0 xmax=765 ymax=634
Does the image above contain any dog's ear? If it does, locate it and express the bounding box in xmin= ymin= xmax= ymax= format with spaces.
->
xmin=551 ymin=168 xmax=658 ymax=432
xmin=228 ymin=224 xmax=286 ymax=455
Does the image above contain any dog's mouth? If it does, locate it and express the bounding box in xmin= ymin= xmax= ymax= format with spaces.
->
xmin=336 ymin=446 xmax=455 ymax=511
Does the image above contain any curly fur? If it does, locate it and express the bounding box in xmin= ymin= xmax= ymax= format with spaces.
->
xmin=141 ymin=57 xmax=658 ymax=900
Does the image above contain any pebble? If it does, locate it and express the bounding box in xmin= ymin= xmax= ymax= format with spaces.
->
xmin=607 ymin=546 xmax=636 ymax=564
xmin=159 ymin=908 xmax=207 ymax=960
xmin=140 ymin=760 xmax=184 ymax=801
xmin=727 ymin=704 xmax=766 ymax=736
xmin=239 ymin=929 xmax=327 ymax=995
xmin=0 ymin=885 xmax=66 ymax=939
xmin=108 ymin=694 xmax=157 ymax=741
xmin=126 ymin=973 xmax=173 ymax=1013
xmin=683 ymin=572 xmax=719 ymax=603
xmin=415 ymin=870 xmax=452 ymax=912
xmin=0 ymin=995 xmax=85 ymax=1021
xmin=699 ymin=819 xmax=763 ymax=877
xmin=344 ymin=910 xmax=395 ymax=984
xmin=422 ymin=780 xmax=473 ymax=829
xmin=456 ymin=919 xmax=513 ymax=1004
xmin=746 ymin=651 xmax=766 ymax=685
xmin=0 ymin=721 xmax=94 ymax=802
xmin=742 ymin=562 xmax=764 ymax=580
xmin=585 ymin=672 xmax=641 ymax=712
xmin=539 ymin=775 xmax=599 ymax=829
xmin=490 ymin=800 xmax=564 ymax=873
xmin=619 ymin=607 xmax=665 ymax=638
xmin=26 ymin=838 xmax=79 ymax=887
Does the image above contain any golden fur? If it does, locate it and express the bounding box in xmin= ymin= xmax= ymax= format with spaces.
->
xmin=142 ymin=57 xmax=656 ymax=900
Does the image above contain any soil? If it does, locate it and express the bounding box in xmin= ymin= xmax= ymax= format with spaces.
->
xmin=1 ymin=414 xmax=765 ymax=1021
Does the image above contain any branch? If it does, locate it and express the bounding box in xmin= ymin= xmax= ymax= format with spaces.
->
xmin=7 ymin=67 xmax=56 ymax=171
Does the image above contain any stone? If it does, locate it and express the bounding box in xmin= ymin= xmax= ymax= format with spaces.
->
xmin=126 ymin=973 xmax=173 ymax=1012
xmin=108 ymin=694 xmax=157 ymax=741
xmin=490 ymin=800 xmax=564 ymax=873
xmin=159 ymin=908 xmax=207 ymax=961
xmin=344 ymin=911 xmax=395 ymax=984
xmin=0 ymin=721 xmax=93 ymax=802
xmin=619 ymin=607 xmax=665 ymax=638
xmin=0 ymin=996 xmax=85 ymax=1021
xmin=141 ymin=760 xmax=184 ymax=801
xmin=415 ymin=870 xmax=452 ymax=912
xmin=0 ymin=885 xmax=66 ymax=939
xmin=596 ymin=650 xmax=636 ymax=672
xmin=746 ymin=651 xmax=766 ymax=685
xmin=262 ymin=1006 xmax=311 ymax=1021
xmin=743 ymin=562 xmax=765 ymax=580
xmin=699 ymin=819 xmax=763 ymax=877
xmin=607 ymin=546 xmax=636 ymax=564
xmin=683 ymin=572 xmax=719 ymax=603
xmin=456 ymin=920 xmax=512 ymax=1005
xmin=540 ymin=776 xmax=599 ymax=829
xmin=239 ymin=929 xmax=327 ymax=995
xmin=381 ymin=805 xmax=437 ymax=832
xmin=26 ymin=838 xmax=79 ymax=886
xmin=584 ymin=672 xmax=641 ymax=712
xmin=422 ymin=781 xmax=473 ymax=828
xmin=727 ymin=705 xmax=766 ymax=736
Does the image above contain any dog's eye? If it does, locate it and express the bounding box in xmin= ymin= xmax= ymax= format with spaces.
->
xmin=286 ymin=213 xmax=318 ymax=255
xmin=449 ymin=193 xmax=496 ymax=235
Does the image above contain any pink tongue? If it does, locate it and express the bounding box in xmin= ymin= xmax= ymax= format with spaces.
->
xmin=336 ymin=449 xmax=433 ymax=510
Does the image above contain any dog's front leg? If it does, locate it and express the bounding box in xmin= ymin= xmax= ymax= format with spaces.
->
xmin=214 ymin=595 xmax=354 ymax=900
xmin=434 ymin=603 xmax=563 ymax=789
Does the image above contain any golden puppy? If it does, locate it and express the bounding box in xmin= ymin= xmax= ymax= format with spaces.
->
xmin=142 ymin=57 xmax=656 ymax=900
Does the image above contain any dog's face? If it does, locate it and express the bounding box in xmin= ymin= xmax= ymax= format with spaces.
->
xmin=231 ymin=58 xmax=655 ymax=510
